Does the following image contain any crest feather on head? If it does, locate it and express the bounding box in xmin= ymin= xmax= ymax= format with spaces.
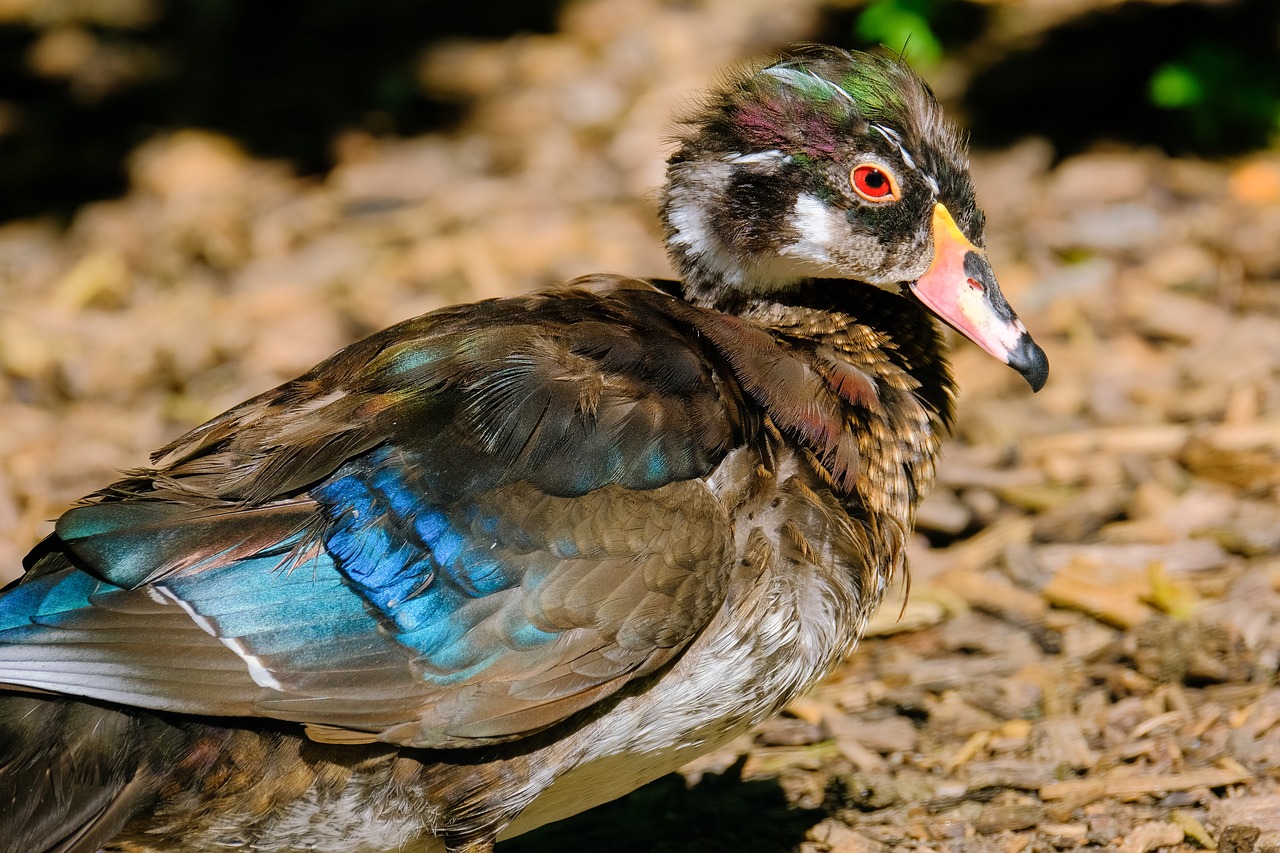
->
xmin=674 ymin=46 xmax=963 ymax=170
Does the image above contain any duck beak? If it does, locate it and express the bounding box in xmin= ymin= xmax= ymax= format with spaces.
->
xmin=909 ymin=203 xmax=1049 ymax=392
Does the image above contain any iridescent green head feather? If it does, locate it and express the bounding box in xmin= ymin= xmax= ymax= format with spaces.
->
xmin=675 ymin=47 xmax=962 ymax=171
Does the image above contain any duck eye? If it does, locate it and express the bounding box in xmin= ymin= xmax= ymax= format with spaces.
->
xmin=851 ymin=164 xmax=899 ymax=202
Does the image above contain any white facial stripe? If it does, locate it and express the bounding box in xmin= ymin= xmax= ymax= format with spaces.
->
xmin=871 ymin=124 xmax=903 ymax=146
xmin=871 ymin=124 xmax=940 ymax=197
xmin=814 ymin=70 xmax=857 ymax=106
xmin=871 ymin=124 xmax=915 ymax=172
xmin=724 ymin=150 xmax=786 ymax=165
xmin=762 ymin=66 xmax=858 ymax=109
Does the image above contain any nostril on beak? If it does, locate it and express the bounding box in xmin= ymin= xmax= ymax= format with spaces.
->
xmin=967 ymin=278 xmax=985 ymax=293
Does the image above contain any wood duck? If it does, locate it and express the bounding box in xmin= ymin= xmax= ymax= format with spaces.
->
xmin=0 ymin=47 xmax=1046 ymax=853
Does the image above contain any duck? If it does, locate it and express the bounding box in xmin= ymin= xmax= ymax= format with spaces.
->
xmin=0 ymin=46 xmax=1046 ymax=853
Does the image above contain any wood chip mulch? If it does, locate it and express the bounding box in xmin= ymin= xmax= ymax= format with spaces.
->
xmin=1 ymin=0 xmax=1278 ymax=850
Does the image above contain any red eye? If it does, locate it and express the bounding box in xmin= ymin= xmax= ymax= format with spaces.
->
xmin=851 ymin=164 xmax=899 ymax=202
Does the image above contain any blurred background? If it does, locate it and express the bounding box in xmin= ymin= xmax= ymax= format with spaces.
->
xmin=0 ymin=0 xmax=1277 ymax=222
xmin=2 ymin=1 xmax=1280 ymax=850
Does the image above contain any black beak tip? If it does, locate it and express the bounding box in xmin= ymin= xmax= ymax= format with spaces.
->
xmin=1010 ymin=335 xmax=1049 ymax=392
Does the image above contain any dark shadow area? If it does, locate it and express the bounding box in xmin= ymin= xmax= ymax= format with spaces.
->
xmin=502 ymin=767 xmax=819 ymax=853
xmin=815 ymin=0 xmax=992 ymax=69
xmin=820 ymin=0 xmax=1279 ymax=160
xmin=962 ymin=0 xmax=1280 ymax=158
xmin=3 ymin=0 xmax=1277 ymax=223
xmin=0 ymin=0 xmax=562 ymax=222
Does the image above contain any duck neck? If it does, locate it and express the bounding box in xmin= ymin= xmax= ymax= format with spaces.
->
xmin=763 ymin=283 xmax=955 ymax=519
xmin=650 ymin=278 xmax=956 ymax=526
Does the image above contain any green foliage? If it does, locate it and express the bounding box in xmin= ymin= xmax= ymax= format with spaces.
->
xmin=1152 ymin=41 xmax=1280 ymax=145
xmin=1148 ymin=43 xmax=1280 ymax=146
xmin=854 ymin=0 xmax=943 ymax=67
xmin=1149 ymin=64 xmax=1204 ymax=109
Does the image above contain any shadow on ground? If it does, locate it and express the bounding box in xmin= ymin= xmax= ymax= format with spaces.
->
xmin=503 ymin=766 xmax=819 ymax=853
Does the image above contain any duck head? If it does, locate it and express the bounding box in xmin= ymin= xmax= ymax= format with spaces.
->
xmin=661 ymin=47 xmax=1048 ymax=391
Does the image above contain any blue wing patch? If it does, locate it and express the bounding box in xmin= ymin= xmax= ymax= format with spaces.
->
xmin=312 ymin=445 xmax=560 ymax=685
